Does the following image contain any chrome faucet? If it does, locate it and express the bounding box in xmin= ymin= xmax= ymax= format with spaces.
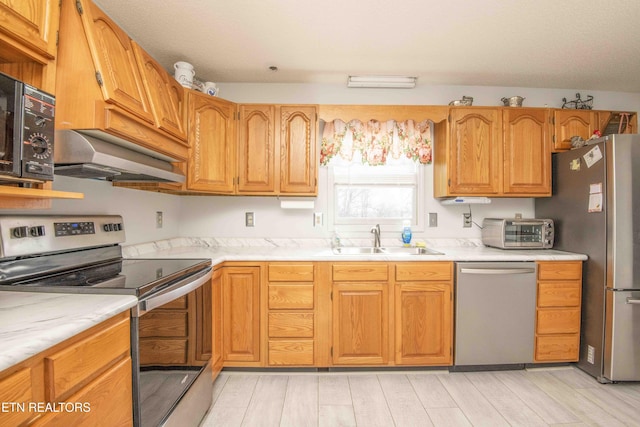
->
xmin=370 ymin=224 xmax=381 ymax=248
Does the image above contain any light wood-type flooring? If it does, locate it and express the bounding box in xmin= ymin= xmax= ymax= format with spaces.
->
xmin=199 ymin=366 xmax=640 ymax=427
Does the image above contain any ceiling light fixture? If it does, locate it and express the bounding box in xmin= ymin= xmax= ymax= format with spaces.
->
xmin=347 ymin=75 xmax=417 ymax=89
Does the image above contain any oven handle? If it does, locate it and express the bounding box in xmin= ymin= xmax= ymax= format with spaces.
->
xmin=135 ymin=266 xmax=212 ymax=316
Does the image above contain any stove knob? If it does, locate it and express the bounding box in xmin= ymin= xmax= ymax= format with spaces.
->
xmin=11 ymin=226 xmax=28 ymax=238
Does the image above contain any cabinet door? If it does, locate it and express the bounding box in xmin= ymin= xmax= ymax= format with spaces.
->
xmin=332 ymin=283 xmax=388 ymax=365
xmin=448 ymin=108 xmax=501 ymax=195
xmin=222 ymin=267 xmax=261 ymax=362
xmin=553 ymin=109 xmax=595 ymax=151
xmin=132 ymin=41 xmax=188 ymax=142
xmin=0 ymin=0 xmax=58 ymax=60
xmin=78 ymin=0 xmax=154 ymax=123
xmin=238 ymin=104 xmax=276 ymax=193
xmin=279 ymin=106 xmax=317 ymax=194
xmin=503 ymin=108 xmax=551 ymax=195
xmin=395 ymin=282 xmax=452 ymax=365
xmin=187 ymin=92 xmax=236 ymax=193
xmin=211 ymin=269 xmax=223 ymax=377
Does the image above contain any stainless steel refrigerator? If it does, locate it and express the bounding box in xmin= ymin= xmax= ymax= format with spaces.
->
xmin=536 ymin=133 xmax=640 ymax=383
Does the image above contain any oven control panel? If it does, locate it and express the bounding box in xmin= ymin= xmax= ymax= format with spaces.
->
xmin=0 ymin=215 xmax=125 ymax=258
xmin=54 ymin=221 xmax=96 ymax=236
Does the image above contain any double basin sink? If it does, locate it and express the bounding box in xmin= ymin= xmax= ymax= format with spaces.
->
xmin=332 ymin=246 xmax=443 ymax=256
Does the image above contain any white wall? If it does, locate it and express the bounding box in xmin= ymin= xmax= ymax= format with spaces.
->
xmin=13 ymin=82 xmax=639 ymax=244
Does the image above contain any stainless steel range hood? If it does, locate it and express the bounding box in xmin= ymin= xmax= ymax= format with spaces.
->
xmin=54 ymin=130 xmax=185 ymax=183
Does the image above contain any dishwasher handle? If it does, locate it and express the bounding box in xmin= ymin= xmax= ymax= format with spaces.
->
xmin=627 ymin=298 xmax=640 ymax=304
xmin=459 ymin=267 xmax=536 ymax=275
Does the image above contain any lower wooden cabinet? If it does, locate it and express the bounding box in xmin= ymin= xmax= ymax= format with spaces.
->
xmin=534 ymin=261 xmax=583 ymax=362
xmin=0 ymin=312 xmax=132 ymax=427
xmin=394 ymin=262 xmax=453 ymax=365
xmin=222 ymin=265 xmax=262 ymax=364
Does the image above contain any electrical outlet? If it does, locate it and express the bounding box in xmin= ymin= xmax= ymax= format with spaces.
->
xmin=428 ymin=212 xmax=438 ymax=227
xmin=245 ymin=212 xmax=255 ymax=227
xmin=463 ymin=212 xmax=472 ymax=228
xmin=313 ymin=212 xmax=323 ymax=226
xmin=515 ymin=212 xmax=523 ymax=219
xmin=156 ymin=211 xmax=163 ymax=228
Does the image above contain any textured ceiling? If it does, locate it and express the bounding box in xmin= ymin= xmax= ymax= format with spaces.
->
xmin=94 ymin=0 xmax=640 ymax=92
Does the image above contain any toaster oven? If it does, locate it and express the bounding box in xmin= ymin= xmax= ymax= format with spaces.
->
xmin=481 ymin=218 xmax=554 ymax=249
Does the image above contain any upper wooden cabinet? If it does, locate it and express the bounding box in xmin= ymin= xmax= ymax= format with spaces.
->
xmin=132 ymin=42 xmax=189 ymax=142
xmin=434 ymin=107 xmax=551 ymax=198
xmin=503 ymin=108 xmax=551 ymax=196
xmin=237 ymin=104 xmax=276 ymax=193
xmin=552 ymin=109 xmax=595 ymax=151
xmin=55 ymin=0 xmax=188 ymax=161
xmin=279 ymin=106 xmax=317 ymax=194
xmin=0 ymin=0 xmax=58 ymax=62
xmin=0 ymin=0 xmax=59 ymax=93
xmin=187 ymin=91 xmax=236 ymax=193
xmin=186 ymin=101 xmax=318 ymax=196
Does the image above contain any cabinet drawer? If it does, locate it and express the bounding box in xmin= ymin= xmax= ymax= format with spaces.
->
xmin=268 ymin=263 xmax=314 ymax=281
xmin=538 ymin=262 xmax=582 ymax=280
xmin=268 ymin=340 xmax=314 ymax=365
xmin=139 ymin=311 xmax=188 ymax=337
xmin=333 ymin=263 xmax=388 ymax=281
xmin=139 ymin=338 xmax=187 ymax=365
xmin=0 ymin=367 xmax=33 ymax=426
xmin=268 ymin=284 xmax=314 ymax=309
xmin=395 ymin=262 xmax=452 ymax=282
xmin=538 ymin=282 xmax=581 ymax=307
xmin=268 ymin=313 xmax=314 ymax=338
xmin=45 ymin=317 xmax=130 ymax=401
xmin=158 ymin=295 xmax=187 ymax=309
xmin=535 ymin=335 xmax=579 ymax=362
xmin=537 ymin=308 xmax=581 ymax=334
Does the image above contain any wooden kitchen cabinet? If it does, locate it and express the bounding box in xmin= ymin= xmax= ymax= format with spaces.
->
xmin=331 ymin=263 xmax=389 ymax=365
xmin=267 ymin=263 xmax=316 ymax=366
xmin=394 ymin=262 xmax=453 ymax=365
xmin=187 ymin=92 xmax=237 ymax=193
xmin=132 ymin=41 xmax=189 ymax=142
xmin=502 ymin=108 xmax=551 ymax=196
xmin=0 ymin=312 xmax=132 ymax=427
xmin=279 ymin=105 xmax=317 ymax=194
xmin=445 ymin=107 xmax=502 ymax=195
xmin=434 ymin=107 xmax=552 ymax=197
xmin=237 ymin=104 xmax=277 ymax=193
xmin=552 ymin=109 xmax=596 ymax=151
xmin=55 ymin=0 xmax=188 ymax=161
xmin=534 ymin=261 xmax=582 ymax=362
xmin=222 ymin=265 xmax=262 ymax=364
xmin=0 ymin=0 xmax=59 ymax=92
xmin=210 ymin=268 xmax=223 ymax=379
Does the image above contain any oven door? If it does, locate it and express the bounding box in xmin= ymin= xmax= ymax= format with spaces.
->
xmin=131 ymin=266 xmax=213 ymax=427
xmin=503 ymin=221 xmax=545 ymax=247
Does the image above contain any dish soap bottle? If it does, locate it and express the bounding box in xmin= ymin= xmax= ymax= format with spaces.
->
xmin=401 ymin=220 xmax=412 ymax=246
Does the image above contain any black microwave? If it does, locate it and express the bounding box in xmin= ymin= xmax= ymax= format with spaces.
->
xmin=0 ymin=72 xmax=55 ymax=182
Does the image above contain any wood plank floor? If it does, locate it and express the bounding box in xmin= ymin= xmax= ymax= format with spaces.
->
xmin=199 ymin=366 xmax=640 ymax=427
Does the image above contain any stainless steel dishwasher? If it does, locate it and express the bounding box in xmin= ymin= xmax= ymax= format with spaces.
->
xmin=455 ymin=262 xmax=537 ymax=367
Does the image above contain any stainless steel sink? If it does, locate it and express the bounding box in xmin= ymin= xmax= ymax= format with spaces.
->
xmin=332 ymin=246 xmax=443 ymax=255
xmin=332 ymin=247 xmax=387 ymax=254
xmin=380 ymin=246 xmax=443 ymax=255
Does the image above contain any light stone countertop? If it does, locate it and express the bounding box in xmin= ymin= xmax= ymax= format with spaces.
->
xmin=0 ymin=292 xmax=137 ymax=372
xmin=122 ymin=237 xmax=588 ymax=263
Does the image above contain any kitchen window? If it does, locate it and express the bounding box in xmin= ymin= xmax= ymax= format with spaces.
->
xmin=322 ymin=118 xmax=431 ymax=233
xmin=328 ymin=158 xmax=424 ymax=232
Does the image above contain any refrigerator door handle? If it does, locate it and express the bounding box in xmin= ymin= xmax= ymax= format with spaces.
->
xmin=626 ymin=298 xmax=640 ymax=304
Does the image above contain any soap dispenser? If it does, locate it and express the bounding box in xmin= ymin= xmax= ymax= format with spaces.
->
xmin=401 ymin=220 xmax=412 ymax=246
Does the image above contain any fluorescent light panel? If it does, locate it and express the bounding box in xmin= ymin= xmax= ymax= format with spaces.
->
xmin=347 ymin=75 xmax=417 ymax=88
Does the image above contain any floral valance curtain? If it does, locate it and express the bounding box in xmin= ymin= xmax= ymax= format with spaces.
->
xmin=320 ymin=119 xmax=433 ymax=166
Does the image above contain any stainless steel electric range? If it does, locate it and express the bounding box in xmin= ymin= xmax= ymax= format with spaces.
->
xmin=0 ymin=215 xmax=213 ymax=427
